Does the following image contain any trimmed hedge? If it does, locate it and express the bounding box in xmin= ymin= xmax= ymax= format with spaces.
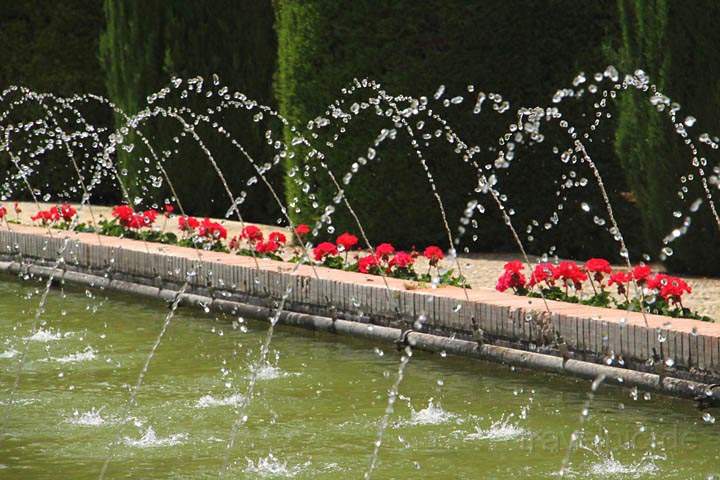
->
xmin=615 ymin=0 xmax=720 ymax=274
xmin=275 ymin=0 xmax=645 ymax=260
xmin=100 ymin=0 xmax=281 ymax=222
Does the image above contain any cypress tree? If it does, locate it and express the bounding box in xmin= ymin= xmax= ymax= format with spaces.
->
xmin=615 ymin=0 xmax=720 ymax=273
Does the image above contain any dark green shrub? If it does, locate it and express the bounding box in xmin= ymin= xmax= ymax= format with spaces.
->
xmin=275 ymin=0 xmax=644 ymax=261
xmin=100 ymin=0 xmax=281 ymax=222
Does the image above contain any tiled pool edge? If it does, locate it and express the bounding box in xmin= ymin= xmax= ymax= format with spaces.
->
xmin=2 ymin=226 xmax=720 ymax=402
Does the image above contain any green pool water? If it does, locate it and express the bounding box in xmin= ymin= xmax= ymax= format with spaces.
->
xmin=1 ymin=273 xmax=719 ymax=479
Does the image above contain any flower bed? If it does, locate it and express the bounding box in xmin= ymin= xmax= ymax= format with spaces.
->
xmin=6 ymin=203 xmax=467 ymax=288
xmin=496 ymin=258 xmax=710 ymax=321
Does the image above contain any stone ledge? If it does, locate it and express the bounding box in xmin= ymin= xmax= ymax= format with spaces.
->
xmin=1 ymin=224 xmax=719 ymax=386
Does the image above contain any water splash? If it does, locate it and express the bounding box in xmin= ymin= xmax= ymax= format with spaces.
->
xmin=67 ymin=407 xmax=108 ymax=426
xmin=394 ymin=398 xmax=460 ymax=427
xmin=586 ymin=453 xmax=663 ymax=478
xmin=122 ymin=426 xmax=187 ymax=448
xmin=26 ymin=328 xmax=67 ymax=342
xmin=51 ymin=347 xmax=96 ymax=364
xmin=243 ymin=453 xmax=309 ymax=478
xmin=0 ymin=349 xmax=18 ymax=359
xmin=464 ymin=415 xmax=528 ymax=442
xmin=195 ymin=393 xmax=245 ymax=409
xmin=248 ymin=363 xmax=297 ymax=381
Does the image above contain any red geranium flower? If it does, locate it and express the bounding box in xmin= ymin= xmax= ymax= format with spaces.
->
xmin=503 ymin=260 xmax=524 ymax=274
xmin=58 ymin=203 xmax=77 ymax=222
xmin=164 ymin=203 xmax=174 ymax=217
xmin=241 ymin=225 xmax=263 ymax=243
xmin=608 ymin=271 xmax=632 ymax=286
xmin=389 ymin=251 xmax=414 ymax=269
xmin=358 ymin=254 xmax=380 ymax=274
xmin=294 ymin=224 xmax=310 ymax=236
xmin=585 ymin=258 xmax=611 ymax=274
xmin=659 ymin=277 xmax=692 ymax=305
xmin=608 ymin=271 xmax=633 ymax=296
xmin=198 ymin=218 xmax=227 ymax=240
xmin=142 ymin=209 xmax=158 ymax=225
xmin=336 ymin=232 xmax=358 ymax=251
xmin=126 ymin=213 xmax=146 ymax=229
xmin=178 ymin=215 xmax=199 ymax=232
xmin=585 ymin=257 xmax=612 ymax=288
xmin=496 ymin=269 xmax=526 ymax=293
xmin=0 ymin=205 xmax=6 ymax=220
xmin=256 ymin=240 xmax=280 ymax=254
xmin=632 ymin=264 xmax=652 ymax=284
xmin=375 ymin=243 xmax=395 ymax=259
xmin=111 ymin=205 xmax=134 ymax=227
xmin=646 ymin=273 xmax=668 ymax=290
xmin=553 ymin=261 xmax=587 ymax=290
xmin=269 ymin=231 xmax=287 ymax=245
xmin=229 ymin=236 xmax=240 ymax=250
xmin=648 ymin=273 xmax=691 ymax=305
xmin=31 ymin=209 xmax=58 ymax=224
xmin=529 ymin=262 xmax=555 ymax=286
xmin=313 ymin=242 xmax=338 ymax=261
xmin=423 ymin=245 xmax=444 ymax=266
xmin=31 ymin=211 xmax=46 ymax=223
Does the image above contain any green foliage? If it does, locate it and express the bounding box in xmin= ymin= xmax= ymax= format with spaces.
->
xmin=97 ymin=217 xmax=177 ymax=244
xmin=100 ymin=0 xmax=281 ymax=222
xmin=614 ymin=0 xmax=720 ymax=274
xmin=275 ymin=0 xmax=643 ymax=261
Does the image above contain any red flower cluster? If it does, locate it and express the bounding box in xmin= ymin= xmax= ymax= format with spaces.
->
xmin=197 ymin=218 xmax=228 ymax=240
xmin=31 ymin=203 xmax=77 ymax=225
xmin=423 ymin=245 xmax=444 ymax=265
xmin=554 ymin=261 xmax=588 ymax=289
xmin=112 ymin=205 xmax=157 ymax=230
xmin=376 ymin=243 xmax=395 ymax=259
xmin=496 ymin=260 xmax=527 ymax=293
xmin=313 ymin=242 xmax=338 ymax=261
xmin=178 ymin=215 xmax=199 ymax=232
xmin=94 ymin=209 xmax=457 ymax=284
xmin=389 ymin=251 xmax=414 ymax=269
xmin=529 ymin=262 xmax=555 ymax=286
xmin=240 ymin=225 xmax=263 ymax=243
xmin=0 ymin=205 xmax=6 ymax=220
xmin=647 ymin=273 xmax=692 ymax=305
xmin=178 ymin=215 xmax=227 ymax=240
xmin=163 ymin=203 xmax=174 ymax=217
xmin=336 ymin=232 xmax=358 ymax=251
xmin=358 ymin=253 xmax=380 ymax=274
xmin=294 ymin=224 xmax=310 ymax=237
xmin=357 ymin=248 xmax=417 ymax=274
xmin=498 ymin=257 xmax=694 ymax=308
xmin=227 ymin=224 xmax=287 ymax=257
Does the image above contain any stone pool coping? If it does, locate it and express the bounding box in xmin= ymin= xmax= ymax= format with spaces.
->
xmin=2 ymin=224 xmax=720 ymax=400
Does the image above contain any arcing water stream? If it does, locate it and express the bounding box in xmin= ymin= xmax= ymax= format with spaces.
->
xmin=1 ymin=68 xmax=720 ymax=477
